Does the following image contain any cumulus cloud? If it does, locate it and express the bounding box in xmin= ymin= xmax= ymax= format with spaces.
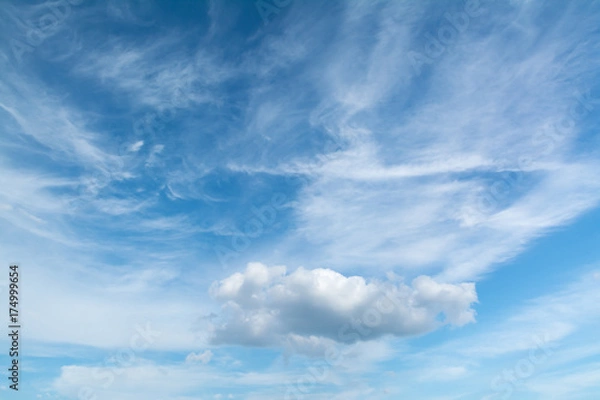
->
xmin=208 ymin=263 xmax=477 ymax=347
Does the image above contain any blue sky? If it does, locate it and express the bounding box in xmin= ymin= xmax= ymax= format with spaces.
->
xmin=1 ymin=0 xmax=600 ymax=399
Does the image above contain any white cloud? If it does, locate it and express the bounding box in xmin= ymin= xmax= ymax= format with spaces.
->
xmin=208 ymin=262 xmax=477 ymax=346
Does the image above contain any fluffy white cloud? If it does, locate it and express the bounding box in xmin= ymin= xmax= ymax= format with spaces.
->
xmin=208 ymin=263 xmax=477 ymax=347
